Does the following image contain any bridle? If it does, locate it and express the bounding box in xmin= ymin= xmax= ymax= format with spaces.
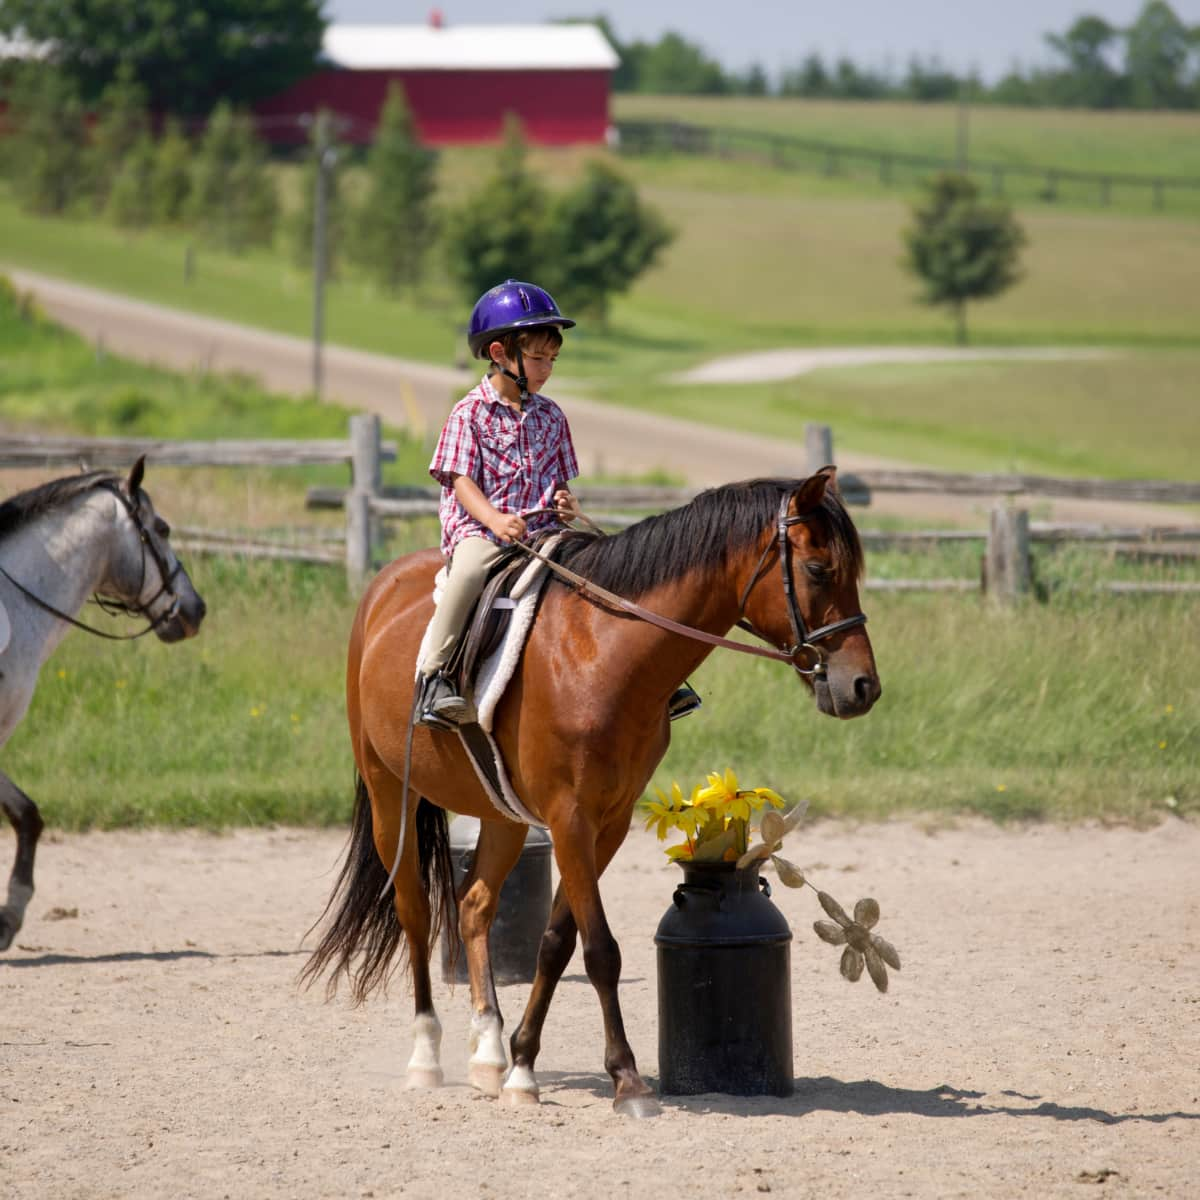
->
xmin=734 ymin=494 xmax=869 ymax=677
xmin=514 ymin=492 xmax=868 ymax=679
xmin=0 ymin=479 xmax=184 ymax=641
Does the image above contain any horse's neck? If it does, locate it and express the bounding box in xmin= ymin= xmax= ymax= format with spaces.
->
xmin=2 ymin=493 xmax=117 ymax=655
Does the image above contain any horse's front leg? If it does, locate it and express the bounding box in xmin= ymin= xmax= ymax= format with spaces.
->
xmin=505 ymin=814 xmax=660 ymax=1118
xmin=459 ymin=819 xmax=528 ymax=1097
xmin=0 ymin=773 xmax=42 ymax=953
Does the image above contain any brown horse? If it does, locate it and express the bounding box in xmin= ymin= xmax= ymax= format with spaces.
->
xmin=302 ymin=469 xmax=880 ymax=1117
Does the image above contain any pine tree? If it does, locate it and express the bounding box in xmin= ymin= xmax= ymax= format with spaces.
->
xmin=188 ymin=102 xmax=278 ymax=251
xmin=903 ymin=173 xmax=1026 ymax=345
xmin=106 ymin=132 xmax=157 ymax=228
xmin=349 ymin=84 xmax=437 ymax=292
xmin=151 ymin=117 xmax=193 ymax=224
xmin=443 ymin=113 xmax=548 ymax=303
xmin=8 ymin=65 xmax=88 ymax=215
xmin=87 ymin=61 xmax=148 ymax=211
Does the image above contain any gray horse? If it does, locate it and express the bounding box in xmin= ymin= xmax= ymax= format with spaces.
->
xmin=0 ymin=458 xmax=206 ymax=950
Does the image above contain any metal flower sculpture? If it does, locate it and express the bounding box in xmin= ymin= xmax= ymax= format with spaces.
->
xmin=813 ymin=892 xmax=902 ymax=993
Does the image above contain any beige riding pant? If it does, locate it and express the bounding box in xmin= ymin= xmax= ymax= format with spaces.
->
xmin=420 ymin=536 xmax=509 ymax=676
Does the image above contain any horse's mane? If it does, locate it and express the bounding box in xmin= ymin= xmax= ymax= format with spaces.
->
xmin=555 ymin=477 xmax=863 ymax=600
xmin=0 ymin=470 xmax=120 ymax=544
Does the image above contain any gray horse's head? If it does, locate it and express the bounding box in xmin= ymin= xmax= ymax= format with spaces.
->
xmin=106 ymin=458 xmax=206 ymax=643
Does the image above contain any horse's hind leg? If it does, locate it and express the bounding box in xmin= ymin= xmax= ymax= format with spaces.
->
xmin=458 ymin=819 xmax=528 ymax=1097
xmin=366 ymin=766 xmax=444 ymax=1089
xmin=0 ymin=772 xmax=43 ymax=953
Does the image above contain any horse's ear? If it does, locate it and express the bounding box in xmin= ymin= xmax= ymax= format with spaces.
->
xmin=791 ymin=465 xmax=836 ymax=514
xmin=126 ymin=455 xmax=146 ymax=495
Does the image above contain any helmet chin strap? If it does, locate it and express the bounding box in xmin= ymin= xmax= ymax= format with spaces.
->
xmin=495 ymin=347 xmax=529 ymax=403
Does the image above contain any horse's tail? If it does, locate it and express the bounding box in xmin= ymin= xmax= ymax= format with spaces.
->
xmin=299 ymin=772 xmax=456 ymax=1005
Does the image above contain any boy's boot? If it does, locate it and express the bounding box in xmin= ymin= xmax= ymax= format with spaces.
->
xmin=416 ymin=671 xmax=476 ymax=729
xmin=668 ymin=682 xmax=702 ymax=721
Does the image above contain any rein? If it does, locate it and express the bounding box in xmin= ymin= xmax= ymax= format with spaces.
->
xmin=0 ymin=480 xmax=182 ymax=642
xmin=516 ymin=494 xmax=867 ymax=677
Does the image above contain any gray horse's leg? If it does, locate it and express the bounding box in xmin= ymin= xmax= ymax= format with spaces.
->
xmin=0 ymin=772 xmax=43 ymax=952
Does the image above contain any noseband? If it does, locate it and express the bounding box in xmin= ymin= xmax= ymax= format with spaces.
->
xmin=0 ymin=479 xmax=183 ymax=641
xmin=735 ymin=495 xmax=868 ymax=678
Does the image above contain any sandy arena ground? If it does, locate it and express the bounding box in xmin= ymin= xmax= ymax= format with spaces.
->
xmin=2 ymin=817 xmax=1198 ymax=1199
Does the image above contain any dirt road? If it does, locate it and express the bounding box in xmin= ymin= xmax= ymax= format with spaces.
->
xmin=9 ymin=268 xmax=1191 ymax=529
xmin=2 ymin=818 xmax=1198 ymax=1199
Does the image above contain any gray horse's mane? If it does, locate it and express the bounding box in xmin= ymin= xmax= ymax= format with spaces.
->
xmin=0 ymin=470 xmax=121 ymax=544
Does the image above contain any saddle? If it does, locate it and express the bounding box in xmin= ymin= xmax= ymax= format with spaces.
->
xmin=442 ymin=529 xmax=579 ymax=701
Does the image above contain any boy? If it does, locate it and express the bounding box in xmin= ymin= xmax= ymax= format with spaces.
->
xmin=418 ymin=279 xmax=581 ymax=728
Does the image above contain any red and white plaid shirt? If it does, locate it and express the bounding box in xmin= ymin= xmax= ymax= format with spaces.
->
xmin=429 ymin=374 xmax=579 ymax=556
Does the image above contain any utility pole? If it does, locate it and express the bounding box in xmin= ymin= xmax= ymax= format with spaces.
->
xmin=308 ymin=111 xmax=336 ymax=401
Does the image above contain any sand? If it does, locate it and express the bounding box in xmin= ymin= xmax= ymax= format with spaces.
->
xmin=2 ymin=816 xmax=1198 ymax=1199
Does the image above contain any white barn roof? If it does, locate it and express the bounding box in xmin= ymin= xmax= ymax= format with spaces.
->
xmin=323 ymin=23 xmax=619 ymax=72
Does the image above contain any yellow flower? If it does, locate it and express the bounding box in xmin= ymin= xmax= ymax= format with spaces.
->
xmin=1164 ymin=704 xmax=1174 ymax=714
xmin=996 ymin=784 xmax=1007 ymax=792
xmin=1158 ymin=740 xmax=1167 ymax=750
xmin=57 ymin=669 xmax=67 ymax=680
xmin=643 ymin=782 xmax=702 ymax=842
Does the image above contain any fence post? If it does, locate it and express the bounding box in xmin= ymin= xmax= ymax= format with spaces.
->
xmin=984 ymin=504 xmax=1031 ymax=604
xmin=805 ymin=423 xmax=834 ymax=475
xmin=346 ymin=413 xmax=381 ymax=588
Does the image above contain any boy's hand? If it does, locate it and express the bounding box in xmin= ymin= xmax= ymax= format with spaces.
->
xmin=490 ymin=513 xmax=527 ymax=543
xmin=553 ymin=489 xmax=581 ymax=523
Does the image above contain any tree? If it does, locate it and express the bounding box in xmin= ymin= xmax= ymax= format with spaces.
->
xmin=903 ymin=173 xmax=1025 ymax=345
xmin=634 ymin=32 xmax=727 ymax=94
xmin=349 ymin=85 xmax=437 ymax=293
xmin=1124 ymin=1 xmax=1191 ymax=108
xmin=545 ymin=161 xmax=673 ymax=326
xmin=443 ymin=114 xmax=550 ymax=304
xmin=106 ymin=131 xmax=156 ymax=228
xmin=87 ymin=61 xmax=148 ymax=210
xmin=1044 ymin=15 xmax=1126 ymax=107
xmin=6 ymin=65 xmax=88 ymax=214
xmin=187 ymin=101 xmax=279 ymax=251
xmin=150 ymin=117 xmax=193 ymax=224
xmin=0 ymin=0 xmax=324 ymax=117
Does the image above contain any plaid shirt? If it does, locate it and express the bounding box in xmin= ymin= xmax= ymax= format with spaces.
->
xmin=429 ymin=374 xmax=579 ymax=556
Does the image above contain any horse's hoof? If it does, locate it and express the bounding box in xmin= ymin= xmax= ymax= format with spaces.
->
xmin=500 ymin=1064 xmax=540 ymax=1106
xmin=405 ymin=1066 xmax=444 ymax=1090
xmin=614 ymin=1093 xmax=662 ymax=1119
xmin=468 ymin=1062 xmax=504 ymax=1098
xmin=0 ymin=917 xmax=15 ymax=954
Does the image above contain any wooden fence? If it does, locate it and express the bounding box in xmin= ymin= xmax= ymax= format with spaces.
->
xmin=615 ymin=119 xmax=1200 ymax=211
xmin=4 ymin=419 xmax=1197 ymax=601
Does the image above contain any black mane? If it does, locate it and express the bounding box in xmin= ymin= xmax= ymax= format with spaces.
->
xmin=556 ymin=477 xmax=863 ymax=600
xmin=0 ymin=470 xmax=120 ymax=544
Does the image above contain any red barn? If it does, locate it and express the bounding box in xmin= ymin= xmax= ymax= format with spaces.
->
xmin=254 ymin=20 xmax=620 ymax=147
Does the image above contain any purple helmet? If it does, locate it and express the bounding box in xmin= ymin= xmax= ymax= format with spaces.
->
xmin=467 ymin=279 xmax=575 ymax=360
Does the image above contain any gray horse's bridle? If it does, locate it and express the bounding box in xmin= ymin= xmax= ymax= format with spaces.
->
xmin=735 ymin=494 xmax=868 ymax=678
xmin=0 ymin=479 xmax=183 ymax=641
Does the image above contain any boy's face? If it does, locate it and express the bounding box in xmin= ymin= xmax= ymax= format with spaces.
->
xmin=490 ymin=333 xmax=560 ymax=396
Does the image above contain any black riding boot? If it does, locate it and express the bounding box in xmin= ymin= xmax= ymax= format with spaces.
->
xmin=416 ymin=671 xmax=476 ymax=729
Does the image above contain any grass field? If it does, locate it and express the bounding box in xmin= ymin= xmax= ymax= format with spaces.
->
xmin=3 ymin=545 xmax=1195 ymax=830
xmin=613 ymin=95 xmax=1200 ymax=197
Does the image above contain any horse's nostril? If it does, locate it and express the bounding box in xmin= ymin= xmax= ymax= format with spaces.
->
xmin=854 ymin=674 xmax=880 ymax=705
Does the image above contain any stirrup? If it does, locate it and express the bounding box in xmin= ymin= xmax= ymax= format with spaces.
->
xmin=668 ymin=682 xmax=702 ymax=721
xmin=416 ymin=672 xmax=475 ymax=729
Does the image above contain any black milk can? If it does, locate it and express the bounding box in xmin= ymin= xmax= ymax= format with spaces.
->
xmin=440 ymin=816 xmax=553 ymax=986
xmin=655 ymin=859 xmax=794 ymax=1097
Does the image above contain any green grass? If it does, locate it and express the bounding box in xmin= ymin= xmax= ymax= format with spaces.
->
xmin=594 ymin=352 xmax=1200 ymax=481
xmin=3 ymin=551 xmax=1194 ymax=829
xmin=613 ymin=95 xmax=1200 ymax=189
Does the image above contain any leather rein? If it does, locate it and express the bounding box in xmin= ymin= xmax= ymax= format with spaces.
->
xmin=516 ymin=494 xmax=867 ymax=678
xmin=0 ymin=479 xmax=183 ymax=642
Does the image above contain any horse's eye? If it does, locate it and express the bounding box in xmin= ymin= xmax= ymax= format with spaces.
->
xmin=154 ymin=518 xmax=171 ymax=538
xmin=804 ymin=562 xmax=832 ymax=584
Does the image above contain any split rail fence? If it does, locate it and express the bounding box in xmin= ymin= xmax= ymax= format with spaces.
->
xmin=3 ymin=418 xmax=1198 ymax=602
